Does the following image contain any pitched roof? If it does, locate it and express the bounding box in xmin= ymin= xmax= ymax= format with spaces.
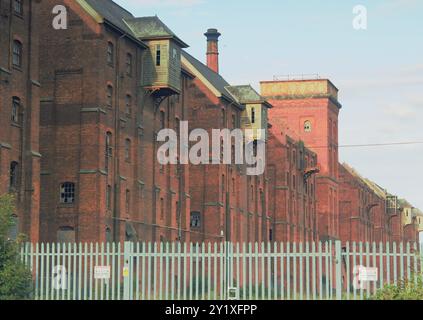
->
xmin=84 ymin=0 xmax=135 ymax=35
xmin=124 ymin=16 xmax=189 ymax=48
xmin=181 ymin=50 xmax=240 ymax=105
xmin=225 ymin=85 xmax=272 ymax=107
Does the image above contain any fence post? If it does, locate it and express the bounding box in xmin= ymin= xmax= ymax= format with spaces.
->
xmin=123 ymin=241 xmax=132 ymax=300
xmin=335 ymin=241 xmax=342 ymax=300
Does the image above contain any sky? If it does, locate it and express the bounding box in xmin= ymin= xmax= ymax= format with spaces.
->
xmin=115 ymin=0 xmax=423 ymax=217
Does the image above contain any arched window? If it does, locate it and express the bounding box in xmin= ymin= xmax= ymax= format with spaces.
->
xmin=126 ymin=53 xmax=132 ymax=76
xmin=12 ymin=40 xmax=22 ymax=68
xmin=9 ymin=161 xmax=19 ymax=190
xmin=107 ymin=42 xmax=114 ymax=65
xmin=125 ymin=94 xmax=132 ymax=117
xmin=304 ymin=120 xmax=312 ymax=132
xmin=160 ymin=111 xmax=165 ymax=129
xmin=60 ymin=182 xmax=75 ymax=204
xmin=125 ymin=189 xmax=131 ymax=213
xmin=11 ymin=97 xmax=20 ymax=123
xmin=106 ymin=85 xmax=113 ymax=107
xmin=125 ymin=138 xmax=131 ymax=162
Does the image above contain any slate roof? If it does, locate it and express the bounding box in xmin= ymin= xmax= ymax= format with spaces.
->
xmin=225 ymin=85 xmax=272 ymax=107
xmin=181 ymin=50 xmax=238 ymax=104
xmin=85 ymin=0 xmax=135 ymax=35
xmin=124 ymin=16 xmax=188 ymax=47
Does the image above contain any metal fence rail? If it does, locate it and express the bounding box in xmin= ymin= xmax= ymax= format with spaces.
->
xmin=20 ymin=241 xmax=422 ymax=300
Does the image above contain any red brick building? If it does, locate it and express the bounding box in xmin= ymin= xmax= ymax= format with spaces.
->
xmin=0 ymin=0 xmax=419 ymax=246
xmin=38 ymin=0 xmax=191 ymax=243
xmin=182 ymin=38 xmax=270 ymax=243
xmin=267 ymin=122 xmax=318 ymax=243
xmin=0 ymin=0 xmax=41 ymax=242
xmin=261 ymin=79 xmax=342 ymax=241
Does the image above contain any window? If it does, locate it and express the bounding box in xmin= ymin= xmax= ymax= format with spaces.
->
xmin=156 ymin=45 xmax=161 ymax=66
xmin=9 ymin=215 xmax=19 ymax=240
xmin=105 ymin=131 xmax=112 ymax=171
xmin=125 ymin=189 xmax=130 ymax=213
xmin=106 ymin=227 xmax=112 ymax=243
xmin=126 ymin=53 xmax=132 ymax=76
xmin=304 ymin=120 xmax=312 ymax=132
xmin=106 ymin=185 xmax=112 ymax=210
xmin=160 ymin=111 xmax=165 ymax=129
xmin=60 ymin=182 xmax=75 ymax=204
xmin=12 ymin=40 xmax=22 ymax=68
xmin=9 ymin=161 xmax=19 ymax=190
xmin=107 ymin=42 xmax=114 ymax=66
xmin=251 ymin=107 xmax=256 ymax=124
xmin=160 ymin=198 xmax=164 ymax=219
xmin=57 ymin=227 xmax=75 ymax=243
xmin=14 ymin=0 xmax=23 ymax=15
xmin=125 ymin=95 xmax=132 ymax=117
xmin=125 ymin=138 xmax=131 ymax=162
xmin=106 ymin=85 xmax=113 ymax=107
xmin=190 ymin=212 xmax=201 ymax=228
xmin=11 ymin=97 xmax=20 ymax=123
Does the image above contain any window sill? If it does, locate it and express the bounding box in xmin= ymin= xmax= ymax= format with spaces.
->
xmin=107 ymin=63 xmax=114 ymax=68
xmin=11 ymin=122 xmax=21 ymax=128
xmin=14 ymin=13 xmax=24 ymax=19
xmin=58 ymin=203 xmax=75 ymax=208
xmin=12 ymin=65 xmax=22 ymax=72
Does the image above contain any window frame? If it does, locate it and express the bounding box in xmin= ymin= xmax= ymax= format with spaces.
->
xmin=60 ymin=182 xmax=76 ymax=204
xmin=13 ymin=0 xmax=23 ymax=16
xmin=126 ymin=53 xmax=133 ymax=76
xmin=11 ymin=97 xmax=20 ymax=123
xmin=9 ymin=161 xmax=19 ymax=191
xmin=12 ymin=40 xmax=22 ymax=68
xmin=107 ymin=42 xmax=114 ymax=66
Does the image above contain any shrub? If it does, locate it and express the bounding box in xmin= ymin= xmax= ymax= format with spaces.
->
xmin=0 ymin=194 xmax=33 ymax=300
xmin=370 ymin=275 xmax=423 ymax=300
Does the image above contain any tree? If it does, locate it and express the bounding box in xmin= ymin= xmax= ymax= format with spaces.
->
xmin=0 ymin=194 xmax=33 ymax=300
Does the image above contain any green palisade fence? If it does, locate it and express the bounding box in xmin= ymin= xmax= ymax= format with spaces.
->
xmin=20 ymin=241 xmax=422 ymax=300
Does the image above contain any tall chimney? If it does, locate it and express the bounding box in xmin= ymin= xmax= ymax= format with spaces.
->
xmin=204 ymin=28 xmax=221 ymax=73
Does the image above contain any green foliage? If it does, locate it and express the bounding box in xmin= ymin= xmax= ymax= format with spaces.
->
xmin=370 ymin=275 xmax=423 ymax=300
xmin=0 ymin=194 xmax=33 ymax=300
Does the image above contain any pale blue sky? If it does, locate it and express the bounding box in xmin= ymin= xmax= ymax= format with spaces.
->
xmin=115 ymin=0 xmax=423 ymax=217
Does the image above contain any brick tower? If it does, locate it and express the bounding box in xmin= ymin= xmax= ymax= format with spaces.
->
xmin=260 ymin=78 xmax=342 ymax=240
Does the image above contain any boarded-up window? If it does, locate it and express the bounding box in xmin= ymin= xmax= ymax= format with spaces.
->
xmin=57 ymin=227 xmax=75 ymax=243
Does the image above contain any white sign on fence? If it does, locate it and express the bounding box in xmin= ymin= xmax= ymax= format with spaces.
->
xmin=94 ymin=266 xmax=111 ymax=280
xmin=358 ymin=267 xmax=378 ymax=282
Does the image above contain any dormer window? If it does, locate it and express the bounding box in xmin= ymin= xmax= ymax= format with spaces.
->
xmin=251 ymin=107 xmax=256 ymax=124
xmin=156 ymin=45 xmax=161 ymax=67
xmin=304 ymin=120 xmax=312 ymax=132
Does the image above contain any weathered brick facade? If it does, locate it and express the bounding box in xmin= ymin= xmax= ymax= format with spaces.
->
xmin=0 ymin=0 xmax=419 ymax=245
xmin=261 ymin=79 xmax=341 ymax=241
xmin=0 ymin=0 xmax=41 ymax=242
xmin=267 ymin=123 xmax=318 ymax=243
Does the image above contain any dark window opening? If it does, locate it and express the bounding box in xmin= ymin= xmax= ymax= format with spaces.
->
xmin=126 ymin=53 xmax=132 ymax=76
xmin=106 ymin=85 xmax=113 ymax=107
xmin=12 ymin=97 xmax=20 ymax=123
xmin=14 ymin=0 xmax=23 ymax=15
xmin=60 ymin=182 xmax=75 ymax=204
xmin=107 ymin=42 xmax=114 ymax=65
xmin=12 ymin=40 xmax=22 ymax=68
xmin=156 ymin=45 xmax=161 ymax=66
xmin=251 ymin=107 xmax=256 ymax=124
xmin=125 ymin=95 xmax=132 ymax=117
xmin=9 ymin=161 xmax=19 ymax=191
xmin=190 ymin=211 xmax=201 ymax=228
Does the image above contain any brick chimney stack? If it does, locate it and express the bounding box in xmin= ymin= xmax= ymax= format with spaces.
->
xmin=204 ymin=28 xmax=221 ymax=73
